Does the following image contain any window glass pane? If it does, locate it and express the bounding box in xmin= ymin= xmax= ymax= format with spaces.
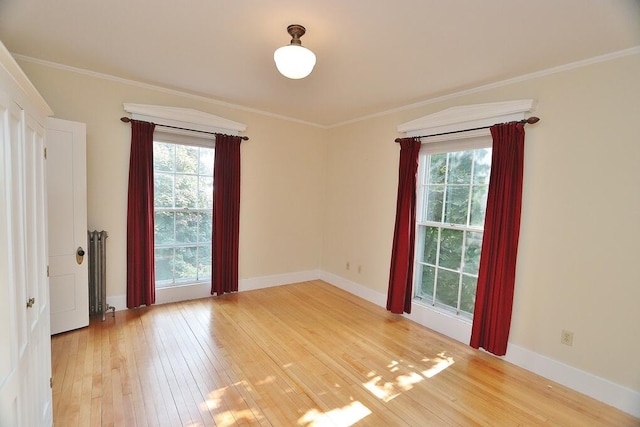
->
xmin=155 ymin=248 xmax=174 ymax=285
xmin=199 ymin=148 xmax=214 ymax=175
xmin=198 ymin=176 xmax=213 ymax=208
xmin=448 ymin=151 xmax=473 ymax=184
xmin=154 ymin=141 xmax=213 ymax=289
xmin=417 ymin=265 xmax=435 ymax=299
xmin=175 ymin=145 xmax=198 ymax=173
xmin=154 ymin=142 xmax=175 ymax=172
xmin=425 ymin=185 xmax=444 ymax=222
xmin=473 ymin=148 xmax=492 ymax=184
xmin=439 ymin=228 xmax=463 ymax=270
xmin=174 ymin=247 xmax=198 ymax=282
xmin=460 ymin=274 xmax=477 ymax=315
xmin=428 ymin=153 xmax=447 ymax=184
xmin=444 ymin=186 xmax=469 ymax=225
xmin=435 ymin=269 xmax=459 ymax=308
xmin=469 ymin=185 xmax=488 ymax=227
xmin=414 ymin=146 xmax=491 ymax=318
xmin=175 ymin=175 xmax=198 ymax=208
xmin=198 ymin=212 xmax=212 ymax=243
xmin=198 ymin=245 xmax=212 ymax=279
xmin=155 ymin=212 xmax=175 ymax=245
xmin=463 ymin=231 xmax=483 ymax=275
xmin=418 ymin=226 xmax=438 ymax=265
xmin=154 ymin=172 xmax=174 ymax=208
xmin=175 ymin=212 xmax=199 ymax=244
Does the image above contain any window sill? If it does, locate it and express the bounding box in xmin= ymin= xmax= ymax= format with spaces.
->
xmin=412 ymin=298 xmax=473 ymax=325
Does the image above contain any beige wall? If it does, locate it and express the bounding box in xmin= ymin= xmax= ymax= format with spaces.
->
xmin=19 ymin=60 xmax=326 ymax=298
xmin=20 ymin=52 xmax=640 ymax=394
xmin=323 ymin=53 xmax=640 ymax=392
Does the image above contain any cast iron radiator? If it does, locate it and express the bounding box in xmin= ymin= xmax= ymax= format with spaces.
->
xmin=88 ymin=230 xmax=115 ymax=321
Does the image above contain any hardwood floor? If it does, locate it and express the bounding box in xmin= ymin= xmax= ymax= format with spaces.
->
xmin=51 ymin=280 xmax=637 ymax=426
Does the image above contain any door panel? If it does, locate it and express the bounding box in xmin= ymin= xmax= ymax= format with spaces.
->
xmin=46 ymin=117 xmax=88 ymax=335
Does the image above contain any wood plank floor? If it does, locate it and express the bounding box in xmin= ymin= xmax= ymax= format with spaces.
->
xmin=51 ymin=280 xmax=638 ymax=426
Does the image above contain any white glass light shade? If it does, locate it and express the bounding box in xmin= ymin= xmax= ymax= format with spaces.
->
xmin=274 ymin=44 xmax=317 ymax=79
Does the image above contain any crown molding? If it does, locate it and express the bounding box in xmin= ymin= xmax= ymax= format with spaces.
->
xmin=12 ymin=46 xmax=639 ymax=129
xmin=332 ymin=46 xmax=640 ymax=129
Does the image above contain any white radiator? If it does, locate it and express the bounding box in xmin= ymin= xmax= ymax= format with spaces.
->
xmin=88 ymin=230 xmax=115 ymax=321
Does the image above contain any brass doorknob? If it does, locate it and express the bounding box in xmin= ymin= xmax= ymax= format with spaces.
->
xmin=76 ymin=246 xmax=85 ymax=264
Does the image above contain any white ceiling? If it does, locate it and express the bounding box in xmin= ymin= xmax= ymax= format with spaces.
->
xmin=1 ymin=0 xmax=639 ymax=127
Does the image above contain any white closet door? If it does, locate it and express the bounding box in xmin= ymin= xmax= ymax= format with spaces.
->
xmin=46 ymin=117 xmax=88 ymax=335
xmin=0 ymin=96 xmax=53 ymax=427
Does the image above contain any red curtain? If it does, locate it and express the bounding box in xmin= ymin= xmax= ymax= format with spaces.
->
xmin=211 ymin=134 xmax=242 ymax=295
xmin=386 ymin=137 xmax=421 ymax=314
xmin=470 ymin=122 xmax=525 ymax=355
xmin=126 ymin=120 xmax=156 ymax=308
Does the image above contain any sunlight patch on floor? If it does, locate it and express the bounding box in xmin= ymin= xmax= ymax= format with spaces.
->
xmin=214 ymin=409 xmax=262 ymax=426
xmin=201 ymin=381 xmax=266 ymax=426
xmin=421 ymin=352 xmax=455 ymax=378
xmin=202 ymin=386 xmax=227 ymax=410
xmin=299 ymin=401 xmax=372 ymax=426
xmin=364 ymin=352 xmax=455 ymax=402
xmin=364 ymin=375 xmax=401 ymax=402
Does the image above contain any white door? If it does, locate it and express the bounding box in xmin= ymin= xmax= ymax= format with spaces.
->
xmin=0 ymin=96 xmax=53 ymax=426
xmin=46 ymin=117 xmax=88 ymax=335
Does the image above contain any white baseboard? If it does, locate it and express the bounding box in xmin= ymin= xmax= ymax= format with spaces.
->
xmin=239 ymin=269 xmax=322 ymax=292
xmin=317 ymin=271 xmax=387 ymax=307
xmin=106 ymin=269 xmax=322 ymax=311
xmin=106 ymin=269 xmax=640 ymax=418
xmin=319 ymin=271 xmax=640 ymax=419
xmin=504 ymin=344 xmax=640 ymax=418
xmin=106 ymin=294 xmax=126 ymax=311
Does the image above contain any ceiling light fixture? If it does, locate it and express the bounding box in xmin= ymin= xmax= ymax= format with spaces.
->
xmin=274 ymin=24 xmax=316 ymax=79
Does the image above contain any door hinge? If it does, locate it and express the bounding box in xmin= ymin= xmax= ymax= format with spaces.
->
xmin=44 ymin=147 xmax=47 ymax=159
xmin=47 ymin=265 xmax=50 ymax=277
xmin=50 ymin=377 xmax=53 ymax=388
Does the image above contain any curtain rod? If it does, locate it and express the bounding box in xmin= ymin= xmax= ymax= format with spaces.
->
xmin=120 ymin=117 xmax=249 ymax=140
xmin=395 ymin=116 xmax=540 ymax=142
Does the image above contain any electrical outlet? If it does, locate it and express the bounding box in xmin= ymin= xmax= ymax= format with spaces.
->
xmin=560 ymin=330 xmax=574 ymax=346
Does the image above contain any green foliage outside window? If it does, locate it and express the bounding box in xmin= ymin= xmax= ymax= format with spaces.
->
xmin=415 ymin=148 xmax=491 ymax=318
xmin=153 ymin=141 xmax=214 ymax=288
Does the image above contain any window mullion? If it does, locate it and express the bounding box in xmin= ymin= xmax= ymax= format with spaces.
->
xmin=466 ymin=150 xmax=476 ymax=227
xmin=432 ymin=227 xmax=441 ymax=306
xmin=457 ymin=231 xmax=468 ymax=314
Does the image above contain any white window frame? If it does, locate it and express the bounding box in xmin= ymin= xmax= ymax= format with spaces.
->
xmin=396 ymin=99 xmax=535 ymax=344
xmin=414 ymin=136 xmax=492 ymax=320
xmin=153 ymin=132 xmax=215 ymax=289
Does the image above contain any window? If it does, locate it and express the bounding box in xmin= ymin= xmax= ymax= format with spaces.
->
xmin=413 ymin=139 xmax=491 ymax=319
xmin=153 ymin=139 xmax=214 ymax=288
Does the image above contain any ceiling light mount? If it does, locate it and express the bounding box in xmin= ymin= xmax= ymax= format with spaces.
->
xmin=274 ymin=24 xmax=316 ymax=79
xmin=286 ymin=24 xmax=306 ymax=46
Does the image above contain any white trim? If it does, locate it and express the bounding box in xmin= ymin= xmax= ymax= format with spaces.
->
xmin=239 ymin=269 xmax=321 ymax=292
xmin=318 ymin=271 xmax=387 ymax=307
xmin=319 ymin=272 xmax=640 ymax=418
xmin=331 ymin=46 xmax=640 ymax=129
xmin=123 ymin=103 xmax=246 ymax=136
xmin=505 ymin=344 xmax=640 ymax=418
xmin=12 ymin=54 xmax=325 ymax=128
xmin=13 ymin=46 xmax=640 ymax=129
xmin=106 ymin=269 xmax=321 ymax=310
xmin=0 ymin=42 xmax=53 ymax=118
xmin=398 ymin=99 xmax=535 ymax=139
xmin=105 ymin=269 xmax=640 ymax=417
